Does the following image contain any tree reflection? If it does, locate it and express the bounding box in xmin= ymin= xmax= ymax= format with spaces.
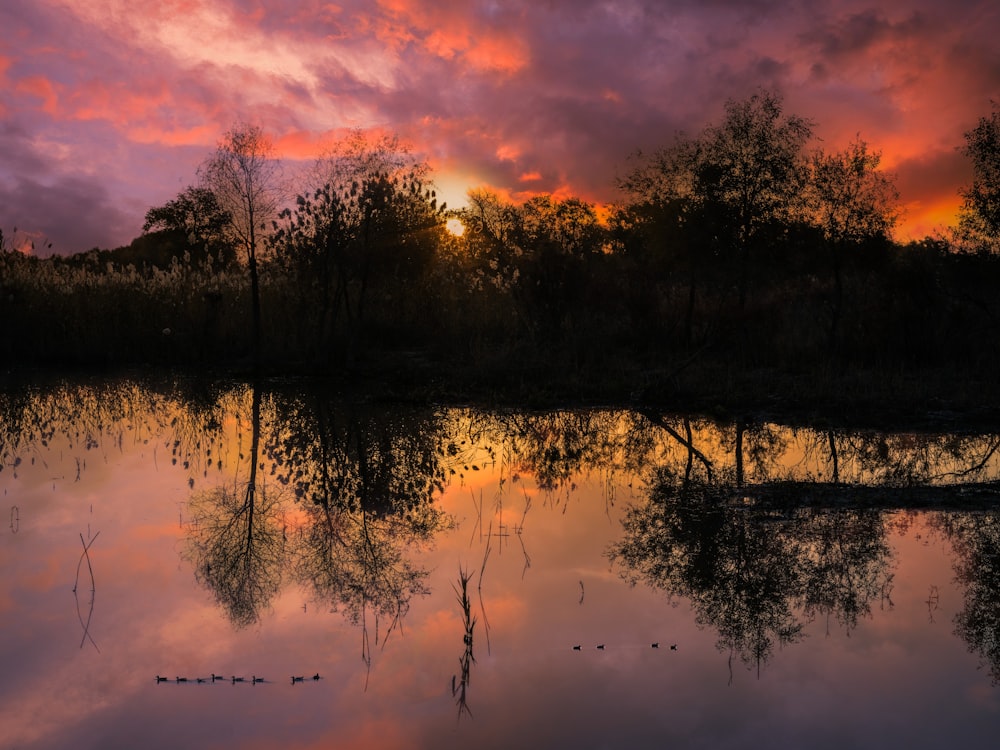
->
xmin=185 ymin=384 xmax=287 ymax=627
xmin=609 ymin=469 xmax=895 ymax=676
xmin=933 ymin=512 xmax=1000 ymax=684
xmin=293 ymin=501 xmax=436 ymax=647
xmin=798 ymin=509 xmax=894 ymax=634
xmin=269 ymin=395 xmax=450 ymax=669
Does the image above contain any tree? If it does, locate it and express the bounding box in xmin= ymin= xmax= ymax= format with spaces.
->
xmin=957 ymin=107 xmax=1000 ymax=253
xmin=512 ymin=194 xmax=608 ymax=340
xmin=269 ymin=131 xmax=444 ymax=361
xmin=455 ymin=188 xmax=523 ymax=292
xmin=199 ymin=123 xmax=282 ymax=364
xmin=142 ymin=186 xmax=235 ymax=268
xmin=698 ymin=91 xmax=813 ymax=309
xmin=621 ymin=90 xmax=813 ymax=316
xmin=807 ymin=138 xmax=899 ymax=244
xmin=806 ymin=137 xmax=900 ymax=342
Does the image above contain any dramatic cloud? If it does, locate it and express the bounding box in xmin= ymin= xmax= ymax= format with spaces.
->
xmin=1 ymin=0 xmax=998 ymax=253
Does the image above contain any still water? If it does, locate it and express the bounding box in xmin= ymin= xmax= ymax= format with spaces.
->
xmin=1 ymin=377 xmax=999 ymax=749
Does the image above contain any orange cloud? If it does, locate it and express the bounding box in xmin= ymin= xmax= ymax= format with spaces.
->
xmin=519 ymin=171 xmax=542 ymax=182
xmin=898 ymin=195 xmax=964 ymax=242
xmin=465 ymin=34 xmax=528 ymax=74
xmin=274 ymin=128 xmax=344 ymax=160
xmin=495 ymin=143 xmax=521 ymax=162
xmin=125 ymin=122 xmax=217 ymax=147
xmin=374 ymin=0 xmax=527 ymax=74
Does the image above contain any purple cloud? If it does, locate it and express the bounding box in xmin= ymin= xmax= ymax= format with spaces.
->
xmin=1 ymin=0 xmax=999 ymax=252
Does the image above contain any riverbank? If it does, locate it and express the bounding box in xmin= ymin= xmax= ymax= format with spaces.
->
xmin=7 ymin=352 xmax=994 ymax=435
xmin=7 ymin=351 xmax=1000 ymax=432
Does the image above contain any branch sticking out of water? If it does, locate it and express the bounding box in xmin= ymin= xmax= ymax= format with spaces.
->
xmin=73 ymin=531 xmax=100 ymax=652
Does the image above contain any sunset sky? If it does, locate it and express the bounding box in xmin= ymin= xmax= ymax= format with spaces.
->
xmin=2 ymin=0 xmax=998 ymax=255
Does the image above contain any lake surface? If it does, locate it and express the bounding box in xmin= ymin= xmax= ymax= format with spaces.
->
xmin=1 ymin=377 xmax=999 ymax=749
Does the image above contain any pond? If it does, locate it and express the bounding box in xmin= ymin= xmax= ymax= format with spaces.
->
xmin=1 ymin=377 xmax=999 ymax=749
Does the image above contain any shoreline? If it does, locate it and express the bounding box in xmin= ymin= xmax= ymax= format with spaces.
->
xmin=3 ymin=355 xmax=998 ymax=434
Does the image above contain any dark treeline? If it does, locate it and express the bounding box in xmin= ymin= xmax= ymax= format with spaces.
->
xmin=3 ymin=93 xmax=1000 ymax=415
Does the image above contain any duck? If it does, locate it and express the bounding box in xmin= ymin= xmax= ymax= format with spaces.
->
xmin=252 ymin=676 xmax=264 ymax=684
xmin=312 ymin=673 xmax=322 ymax=681
xmin=232 ymin=676 xmax=245 ymax=684
xmin=196 ymin=678 xmax=207 ymax=683
xmin=175 ymin=677 xmax=188 ymax=683
xmin=291 ymin=676 xmax=304 ymax=684
xmin=572 ymin=645 xmax=581 ymax=651
xmin=670 ymin=644 xmax=677 ymax=651
xmin=596 ymin=644 xmax=605 ymax=650
xmin=211 ymin=673 xmax=225 ymax=683
xmin=652 ymin=643 xmax=659 ymax=648
xmin=155 ymin=675 xmax=168 ymax=683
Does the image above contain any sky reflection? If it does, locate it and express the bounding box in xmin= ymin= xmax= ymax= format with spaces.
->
xmin=1 ymin=381 xmax=999 ymax=748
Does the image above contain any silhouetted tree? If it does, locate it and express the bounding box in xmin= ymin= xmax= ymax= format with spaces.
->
xmin=699 ymin=91 xmax=813 ymax=310
xmin=200 ymin=123 xmax=282 ymax=365
xmin=957 ymin=107 xmax=1000 ymax=253
xmin=511 ymin=194 xmax=608 ymax=341
xmin=270 ymin=132 xmax=444 ymax=361
xmin=620 ymin=90 xmax=813 ymax=345
xmin=806 ymin=137 xmax=900 ymax=343
xmin=142 ymin=185 xmax=236 ymax=268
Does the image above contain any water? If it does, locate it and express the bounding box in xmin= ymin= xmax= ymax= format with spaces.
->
xmin=1 ymin=378 xmax=998 ymax=749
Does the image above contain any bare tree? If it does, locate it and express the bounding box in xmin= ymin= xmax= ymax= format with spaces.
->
xmin=200 ymin=123 xmax=281 ymax=364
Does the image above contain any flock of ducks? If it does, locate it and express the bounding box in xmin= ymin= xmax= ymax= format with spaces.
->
xmin=156 ymin=673 xmax=322 ymax=685
xmin=155 ymin=643 xmax=678 ymax=685
xmin=572 ymin=643 xmax=677 ymax=650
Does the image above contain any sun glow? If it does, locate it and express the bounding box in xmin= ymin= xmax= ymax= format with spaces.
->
xmin=446 ymin=217 xmax=466 ymax=236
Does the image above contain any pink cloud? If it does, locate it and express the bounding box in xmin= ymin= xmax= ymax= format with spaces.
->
xmin=2 ymin=0 xmax=999 ymax=251
xmin=15 ymin=75 xmax=61 ymax=116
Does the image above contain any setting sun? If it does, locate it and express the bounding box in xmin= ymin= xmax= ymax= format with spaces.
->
xmin=445 ymin=217 xmax=465 ymax=236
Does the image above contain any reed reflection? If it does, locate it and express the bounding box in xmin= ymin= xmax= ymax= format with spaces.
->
xmin=452 ymin=566 xmax=476 ymax=720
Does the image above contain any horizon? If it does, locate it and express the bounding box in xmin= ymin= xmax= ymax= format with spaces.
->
xmin=2 ymin=0 xmax=998 ymax=255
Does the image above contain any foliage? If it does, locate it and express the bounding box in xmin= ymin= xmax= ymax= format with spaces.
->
xmin=957 ymin=107 xmax=1000 ymax=253
xmin=7 ymin=107 xmax=1000 ymax=399
xmin=806 ymin=137 xmax=900 ymax=244
xmin=142 ymin=186 xmax=237 ymax=268
xmin=268 ymin=134 xmax=445 ymax=360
